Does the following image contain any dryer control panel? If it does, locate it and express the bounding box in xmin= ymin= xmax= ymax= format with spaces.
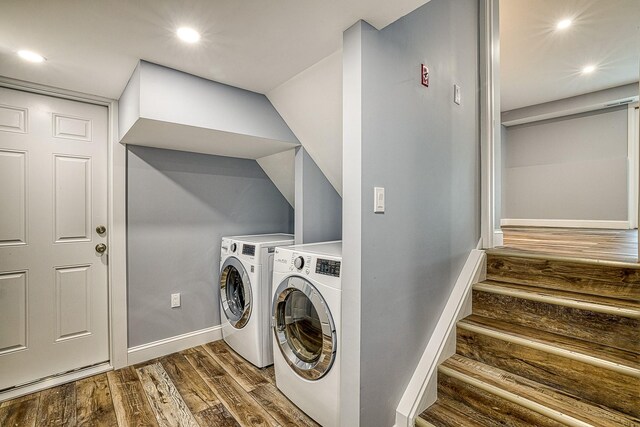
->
xmin=316 ymin=259 xmax=341 ymax=277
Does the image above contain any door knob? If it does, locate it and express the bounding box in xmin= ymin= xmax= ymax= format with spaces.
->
xmin=95 ymin=243 xmax=107 ymax=254
xmin=96 ymin=225 xmax=106 ymax=234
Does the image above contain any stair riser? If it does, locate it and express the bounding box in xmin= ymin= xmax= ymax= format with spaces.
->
xmin=472 ymin=289 xmax=639 ymax=354
xmin=416 ymin=402 xmax=488 ymax=427
xmin=437 ymin=372 xmax=565 ymax=427
xmin=456 ymin=328 xmax=640 ymax=418
xmin=486 ymin=254 xmax=640 ymax=301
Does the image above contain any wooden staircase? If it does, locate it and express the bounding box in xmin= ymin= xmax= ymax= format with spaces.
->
xmin=417 ymin=250 xmax=640 ymax=427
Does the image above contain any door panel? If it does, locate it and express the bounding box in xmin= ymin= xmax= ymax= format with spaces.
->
xmin=54 ymin=155 xmax=91 ymax=242
xmin=0 ymin=150 xmax=27 ymax=245
xmin=55 ymin=265 xmax=91 ymax=341
xmin=0 ymin=271 xmax=27 ymax=354
xmin=0 ymin=104 xmax=27 ymax=133
xmin=0 ymin=88 xmax=108 ymax=390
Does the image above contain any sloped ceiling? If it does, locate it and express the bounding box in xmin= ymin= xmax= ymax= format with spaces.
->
xmin=267 ymin=51 xmax=343 ymax=196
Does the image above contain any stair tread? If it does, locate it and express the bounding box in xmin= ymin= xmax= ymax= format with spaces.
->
xmin=475 ymin=280 xmax=640 ymax=317
xmin=441 ymin=354 xmax=640 ymax=427
xmin=460 ymin=314 xmax=639 ymax=371
xmin=418 ymin=396 xmax=497 ymax=427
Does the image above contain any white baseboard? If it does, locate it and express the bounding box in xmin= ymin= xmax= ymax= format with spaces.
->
xmin=493 ymin=229 xmax=504 ymax=246
xmin=0 ymin=363 xmax=112 ymax=403
xmin=500 ymin=218 xmax=630 ymax=230
xmin=127 ymin=325 xmax=223 ymax=366
xmin=395 ymin=249 xmax=486 ymax=427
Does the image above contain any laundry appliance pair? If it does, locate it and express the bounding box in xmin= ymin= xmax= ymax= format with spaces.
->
xmin=219 ymin=235 xmax=342 ymax=427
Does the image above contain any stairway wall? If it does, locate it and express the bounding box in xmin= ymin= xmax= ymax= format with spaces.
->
xmin=342 ymin=0 xmax=480 ymax=424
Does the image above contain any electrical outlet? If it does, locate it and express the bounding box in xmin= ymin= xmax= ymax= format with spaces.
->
xmin=171 ymin=293 xmax=181 ymax=308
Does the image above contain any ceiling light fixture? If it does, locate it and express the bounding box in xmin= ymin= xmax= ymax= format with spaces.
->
xmin=17 ymin=50 xmax=45 ymax=63
xmin=582 ymin=64 xmax=596 ymax=74
xmin=556 ymin=18 xmax=572 ymax=30
xmin=177 ymin=27 xmax=200 ymax=43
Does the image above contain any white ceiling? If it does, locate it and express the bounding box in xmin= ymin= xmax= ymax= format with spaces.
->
xmin=500 ymin=0 xmax=640 ymax=111
xmin=0 ymin=0 xmax=428 ymax=99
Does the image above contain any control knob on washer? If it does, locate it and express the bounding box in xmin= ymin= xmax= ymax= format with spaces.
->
xmin=294 ymin=256 xmax=305 ymax=270
xmin=230 ymin=243 xmax=237 ymax=253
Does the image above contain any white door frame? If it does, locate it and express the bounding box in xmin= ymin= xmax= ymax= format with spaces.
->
xmin=480 ymin=0 xmax=501 ymax=249
xmin=629 ymin=102 xmax=639 ymax=230
xmin=480 ymin=2 xmax=640 ymax=251
xmin=0 ymin=77 xmax=128 ymax=388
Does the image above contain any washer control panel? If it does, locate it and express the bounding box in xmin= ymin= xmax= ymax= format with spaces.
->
xmin=316 ymin=258 xmax=341 ymax=277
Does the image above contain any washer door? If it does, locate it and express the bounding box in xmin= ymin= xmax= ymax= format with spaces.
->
xmin=220 ymin=257 xmax=252 ymax=329
xmin=272 ymin=276 xmax=336 ymax=380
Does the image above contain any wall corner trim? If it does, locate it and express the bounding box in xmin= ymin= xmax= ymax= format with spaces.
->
xmin=394 ymin=249 xmax=486 ymax=427
xmin=127 ymin=325 xmax=223 ymax=366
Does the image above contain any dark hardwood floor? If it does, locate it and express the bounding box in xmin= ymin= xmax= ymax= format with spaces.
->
xmin=500 ymin=226 xmax=638 ymax=263
xmin=0 ymin=341 xmax=319 ymax=427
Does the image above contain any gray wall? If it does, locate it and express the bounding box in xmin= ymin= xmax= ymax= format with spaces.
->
xmin=127 ymin=146 xmax=293 ymax=347
xmin=294 ymin=147 xmax=342 ymax=244
xmin=342 ymin=0 xmax=480 ymax=424
xmin=503 ymin=107 xmax=628 ymax=221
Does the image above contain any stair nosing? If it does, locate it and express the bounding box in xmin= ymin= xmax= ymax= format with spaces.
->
xmin=474 ymin=281 xmax=640 ymax=318
xmin=457 ymin=320 xmax=640 ymax=378
xmin=439 ymin=365 xmax=594 ymax=427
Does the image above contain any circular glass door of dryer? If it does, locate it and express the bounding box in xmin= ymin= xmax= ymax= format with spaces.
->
xmin=272 ymin=276 xmax=336 ymax=380
xmin=220 ymin=257 xmax=252 ymax=329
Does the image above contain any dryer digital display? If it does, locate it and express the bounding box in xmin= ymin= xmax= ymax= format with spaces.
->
xmin=316 ymin=259 xmax=341 ymax=277
xmin=242 ymin=244 xmax=256 ymax=256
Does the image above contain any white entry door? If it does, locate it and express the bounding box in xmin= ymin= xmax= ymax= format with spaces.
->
xmin=0 ymin=88 xmax=109 ymax=390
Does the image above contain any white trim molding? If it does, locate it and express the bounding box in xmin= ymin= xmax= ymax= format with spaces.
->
xmin=480 ymin=0 xmax=501 ymax=250
xmin=395 ymin=249 xmax=486 ymax=427
xmin=500 ymin=218 xmax=630 ymax=230
xmin=493 ymin=229 xmax=504 ymax=246
xmin=127 ymin=325 xmax=223 ymax=366
xmin=628 ymin=103 xmax=639 ymax=230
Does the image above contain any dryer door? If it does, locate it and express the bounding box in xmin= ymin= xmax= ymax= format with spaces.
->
xmin=272 ymin=276 xmax=336 ymax=380
xmin=220 ymin=257 xmax=252 ymax=329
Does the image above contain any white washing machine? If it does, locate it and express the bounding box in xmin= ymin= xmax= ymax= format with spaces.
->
xmin=271 ymin=241 xmax=342 ymax=427
xmin=219 ymin=233 xmax=294 ymax=368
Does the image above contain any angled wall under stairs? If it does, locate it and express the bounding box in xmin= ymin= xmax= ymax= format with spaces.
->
xmin=417 ymin=250 xmax=640 ymax=427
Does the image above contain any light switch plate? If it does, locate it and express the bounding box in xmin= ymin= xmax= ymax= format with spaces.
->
xmin=454 ymin=84 xmax=461 ymax=105
xmin=171 ymin=293 xmax=181 ymax=308
xmin=374 ymin=187 xmax=385 ymax=213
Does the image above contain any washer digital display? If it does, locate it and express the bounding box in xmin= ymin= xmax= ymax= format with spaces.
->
xmin=316 ymin=259 xmax=341 ymax=277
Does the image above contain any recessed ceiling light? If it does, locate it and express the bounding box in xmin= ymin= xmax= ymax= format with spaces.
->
xmin=582 ymin=64 xmax=596 ymax=74
xmin=17 ymin=50 xmax=45 ymax=63
xmin=177 ymin=27 xmax=200 ymax=43
xmin=556 ymin=18 xmax=572 ymax=30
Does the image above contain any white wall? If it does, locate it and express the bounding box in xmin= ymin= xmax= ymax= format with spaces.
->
xmin=267 ymin=51 xmax=343 ymax=195
xmin=503 ymin=107 xmax=628 ymax=222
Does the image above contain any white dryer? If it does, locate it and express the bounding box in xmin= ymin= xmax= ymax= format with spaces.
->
xmin=271 ymin=241 xmax=342 ymax=427
xmin=219 ymin=233 xmax=294 ymax=368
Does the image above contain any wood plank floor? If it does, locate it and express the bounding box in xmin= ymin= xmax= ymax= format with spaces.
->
xmin=500 ymin=227 xmax=638 ymax=263
xmin=0 ymin=341 xmax=319 ymax=427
